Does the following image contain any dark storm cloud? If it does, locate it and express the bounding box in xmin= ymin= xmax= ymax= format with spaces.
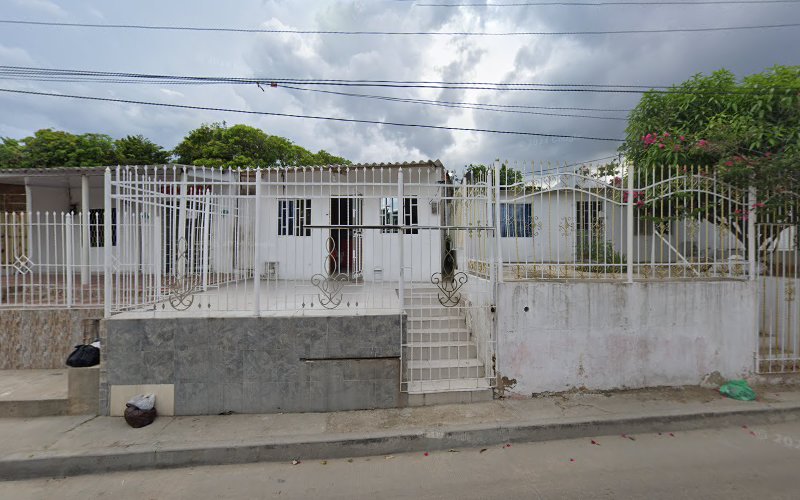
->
xmin=0 ymin=0 xmax=797 ymax=170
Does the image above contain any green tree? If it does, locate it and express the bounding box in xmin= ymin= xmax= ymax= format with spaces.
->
xmin=464 ymin=163 xmax=524 ymax=186
xmin=172 ymin=122 xmax=349 ymax=168
xmin=115 ymin=135 xmax=170 ymax=164
xmin=621 ymin=65 xmax=800 ymax=209
xmin=0 ymin=138 xmax=24 ymax=168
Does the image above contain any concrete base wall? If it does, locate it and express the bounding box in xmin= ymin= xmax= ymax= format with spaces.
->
xmin=498 ymin=281 xmax=756 ymax=394
xmin=102 ymin=315 xmax=402 ymax=416
xmin=0 ymin=309 xmax=102 ymax=369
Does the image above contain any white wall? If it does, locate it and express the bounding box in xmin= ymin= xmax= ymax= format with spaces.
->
xmin=498 ymin=281 xmax=756 ymax=393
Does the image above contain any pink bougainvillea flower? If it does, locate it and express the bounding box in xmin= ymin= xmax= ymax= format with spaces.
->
xmin=663 ymin=132 xmax=670 ymax=137
xmin=658 ymin=143 xmax=665 ymax=149
xmin=679 ymin=136 xmax=685 ymax=141
xmin=697 ymin=139 xmax=708 ymax=148
xmin=724 ymin=161 xmax=733 ymax=167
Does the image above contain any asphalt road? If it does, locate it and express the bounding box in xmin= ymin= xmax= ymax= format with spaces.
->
xmin=2 ymin=421 xmax=800 ymax=499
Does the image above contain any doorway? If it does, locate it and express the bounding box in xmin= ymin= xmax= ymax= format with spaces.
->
xmin=329 ymin=197 xmax=362 ymax=279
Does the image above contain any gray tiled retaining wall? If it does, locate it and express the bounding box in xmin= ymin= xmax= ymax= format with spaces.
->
xmin=101 ymin=315 xmax=403 ymax=415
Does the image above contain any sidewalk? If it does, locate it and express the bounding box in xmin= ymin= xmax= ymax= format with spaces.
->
xmin=2 ymin=385 xmax=800 ymax=480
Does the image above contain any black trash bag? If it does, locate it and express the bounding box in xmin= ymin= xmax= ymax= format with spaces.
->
xmin=65 ymin=344 xmax=100 ymax=367
xmin=124 ymin=404 xmax=158 ymax=428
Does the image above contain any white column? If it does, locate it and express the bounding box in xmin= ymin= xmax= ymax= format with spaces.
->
xmin=253 ymin=168 xmax=262 ymax=315
xmin=80 ymin=174 xmax=90 ymax=285
xmin=494 ymin=162 xmax=503 ymax=283
xmin=748 ymin=187 xmax=757 ymax=280
xmin=65 ymin=213 xmax=74 ymax=307
xmin=103 ymin=168 xmax=112 ymax=317
xmin=397 ymin=169 xmax=404 ymax=310
xmin=626 ymin=163 xmax=635 ymax=284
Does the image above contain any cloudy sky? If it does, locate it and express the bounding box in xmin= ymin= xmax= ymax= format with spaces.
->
xmin=0 ymin=0 xmax=798 ymax=172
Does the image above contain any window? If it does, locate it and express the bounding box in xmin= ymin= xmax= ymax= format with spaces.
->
xmin=403 ymin=198 xmax=419 ymax=234
xmin=381 ymin=197 xmax=418 ymax=234
xmin=576 ymin=201 xmax=603 ymax=233
xmin=380 ymin=198 xmax=399 ymax=233
xmin=89 ymin=208 xmax=116 ymax=247
xmin=278 ymin=199 xmax=311 ymax=236
xmin=500 ymin=203 xmax=532 ymax=237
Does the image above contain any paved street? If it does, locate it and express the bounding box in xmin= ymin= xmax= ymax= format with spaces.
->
xmin=2 ymin=421 xmax=799 ymax=499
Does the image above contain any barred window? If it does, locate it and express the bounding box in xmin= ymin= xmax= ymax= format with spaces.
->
xmin=278 ymin=199 xmax=311 ymax=236
xmin=381 ymin=197 xmax=418 ymax=234
xmin=500 ymin=203 xmax=532 ymax=238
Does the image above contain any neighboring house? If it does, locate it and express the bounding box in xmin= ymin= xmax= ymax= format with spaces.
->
xmin=492 ymin=171 xmax=746 ymax=277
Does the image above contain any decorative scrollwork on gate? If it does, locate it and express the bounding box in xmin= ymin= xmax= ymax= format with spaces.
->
xmin=168 ymin=276 xmax=197 ymax=310
xmin=167 ymin=236 xmax=197 ymax=310
xmin=311 ymin=273 xmax=348 ymax=309
xmin=431 ymin=271 xmax=468 ymax=307
xmin=310 ymin=236 xmax=348 ymax=309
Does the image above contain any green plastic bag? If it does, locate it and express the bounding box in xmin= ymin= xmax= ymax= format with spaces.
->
xmin=719 ymin=380 xmax=757 ymax=401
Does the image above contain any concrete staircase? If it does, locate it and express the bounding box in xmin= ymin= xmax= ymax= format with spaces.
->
xmin=402 ymin=288 xmax=493 ymax=406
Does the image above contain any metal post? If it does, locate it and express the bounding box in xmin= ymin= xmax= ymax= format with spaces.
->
xmin=80 ymin=174 xmax=90 ymax=286
xmin=24 ymin=177 xmax=33 ymax=257
xmin=154 ymin=212 xmax=162 ymax=301
xmin=494 ymin=161 xmax=503 ymax=283
xmin=253 ymin=168 xmax=262 ymax=315
xmin=103 ymin=168 xmax=112 ymax=317
xmin=748 ymin=187 xmax=757 ymax=281
xmin=398 ymin=169 xmax=405 ymax=310
xmin=626 ymin=162 xmax=635 ymax=283
xmin=201 ymin=188 xmax=211 ymax=291
xmin=176 ymin=168 xmax=188 ymax=279
xmin=65 ymin=213 xmax=74 ymax=307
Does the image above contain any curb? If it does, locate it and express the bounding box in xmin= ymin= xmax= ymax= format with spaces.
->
xmin=2 ymin=403 xmax=799 ymax=480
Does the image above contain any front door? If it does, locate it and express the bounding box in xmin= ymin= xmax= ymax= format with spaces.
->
xmin=329 ymin=198 xmax=362 ymax=279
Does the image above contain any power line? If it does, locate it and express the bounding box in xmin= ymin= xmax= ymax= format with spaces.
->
xmin=417 ymin=0 xmax=800 ymax=6
xmin=0 ymin=87 xmax=624 ymax=142
xmin=1 ymin=18 xmax=799 ymax=36
xmin=0 ymin=66 xmax=793 ymax=95
xmin=279 ymin=85 xmax=628 ymax=120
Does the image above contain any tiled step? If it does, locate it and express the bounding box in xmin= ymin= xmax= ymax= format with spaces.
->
xmin=405 ymin=307 xmax=457 ymax=318
xmin=406 ymin=328 xmax=471 ymax=343
xmin=406 ymin=316 xmax=467 ymax=329
xmin=406 ymin=378 xmax=491 ymax=394
xmin=406 ymin=359 xmax=485 ymax=380
xmin=403 ymin=341 xmax=477 ymax=360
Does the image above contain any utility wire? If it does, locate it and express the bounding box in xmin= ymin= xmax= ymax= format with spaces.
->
xmin=1 ymin=18 xmax=799 ymax=36
xmin=0 ymin=87 xmax=625 ymax=142
xmin=416 ymin=0 xmax=800 ymax=6
xmin=278 ymin=84 xmax=627 ymax=120
xmin=0 ymin=66 xmax=793 ymax=95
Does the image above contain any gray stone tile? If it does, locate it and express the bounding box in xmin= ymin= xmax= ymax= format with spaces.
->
xmin=175 ymin=348 xmax=212 ymax=382
xmin=375 ymin=379 xmax=401 ymax=408
xmin=173 ymin=319 xmax=209 ymax=350
xmin=221 ymin=382 xmax=244 ymax=413
xmin=175 ymin=382 xmax=208 ymax=415
xmin=106 ymin=350 xmax=143 ymax=385
xmin=141 ymin=319 xmax=175 ymax=351
xmin=206 ymin=383 xmax=225 ymax=415
xmin=141 ymin=349 xmax=175 ymax=384
xmin=210 ymin=347 xmax=243 ymax=383
xmin=242 ymin=349 xmax=276 ymax=380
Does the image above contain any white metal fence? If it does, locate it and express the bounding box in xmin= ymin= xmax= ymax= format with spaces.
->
xmin=490 ymin=162 xmax=752 ymax=281
xmin=0 ymin=211 xmax=105 ymax=308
